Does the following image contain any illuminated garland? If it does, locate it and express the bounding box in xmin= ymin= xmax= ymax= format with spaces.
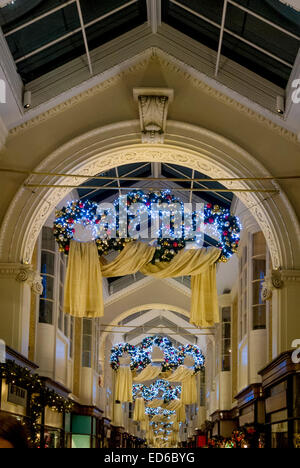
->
xmin=0 ymin=360 xmax=73 ymax=446
xmin=110 ymin=343 xmax=151 ymax=372
xmin=178 ymin=344 xmax=205 ymax=374
xmin=54 ymin=191 xmax=241 ymax=263
xmin=145 ymin=407 xmax=176 ymax=417
xmin=141 ymin=336 xmax=183 ymax=372
xmin=133 ymin=380 xmax=181 ymax=403
xmin=111 ymin=336 xmax=205 ymax=374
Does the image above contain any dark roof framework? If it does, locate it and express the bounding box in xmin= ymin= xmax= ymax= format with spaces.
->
xmin=0 ymin=0 xmax=299 ymax=86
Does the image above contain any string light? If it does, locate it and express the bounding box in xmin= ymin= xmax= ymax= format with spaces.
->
xmin=54 ymin=191 xmax=241 ymax=263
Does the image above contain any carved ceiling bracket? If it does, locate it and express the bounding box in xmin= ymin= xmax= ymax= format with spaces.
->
xmin=133 ymin=88 xmax=174 ymax=143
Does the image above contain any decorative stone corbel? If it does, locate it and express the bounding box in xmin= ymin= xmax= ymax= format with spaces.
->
xmin=133 ymin=88 xmax=174 ymax=143
xmin=261 ymin=269 xmax=283 ymax=301
xmin=14 ymin=265 xmax=43 ymax=295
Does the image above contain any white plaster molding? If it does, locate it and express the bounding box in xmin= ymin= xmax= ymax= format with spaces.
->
xmin=0 ymin=262 xmax=43 ymax=295
xmin=133 ymin=87 xmax=174 ymax=143
xmin=1 ymin=122 xmax=299 ymax=272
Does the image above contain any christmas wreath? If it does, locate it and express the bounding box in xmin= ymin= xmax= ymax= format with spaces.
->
xmin=178 ymin=344 xmax=205 ymax=374
xmin=110 ymin=343 xmax=151 ymax=372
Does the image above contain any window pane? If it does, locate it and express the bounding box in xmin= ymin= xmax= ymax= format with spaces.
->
xmin=253 ymin=231 xmax=266 ymax=256
xmin=39 ymin=300 xmax=53 ymax=324
xmin=253 ymin=258 xmax=266 ymax=281
xmin=59 ymin=284 xmax=64 ymax=309
xmin=41 ymin=251 xmax=55 ymax=276
xmin=222 ymin=355 xmax=231 ymax=372
xmin=253 ymin=305 xmax=266 ymax=330
xmin=83 ymin=319 xmax=92 ymax=335
xmin=82 ymin=351 xmax=91 ymax=368
xmin=42 ymin=227 xmax=56 ymax=251
xmin=83 ymin=335 xmax=92 ymax=352
xmin=252 ymin=281 xmax=264 ymax=306
xmin=58 ymin=308 xmax=63 ymax=331
xmin=41 ymin=275 xmax=54 ymax=300
xmin=222 ymin=307 xmax=231 ymax=322
xmin=64 ymin=315 xmax=69 ymax=337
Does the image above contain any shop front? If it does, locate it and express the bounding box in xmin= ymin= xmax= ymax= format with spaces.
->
xmin=259 ymin=351 xmax=300 ymax=449
xmin=70 ymin=405 xmax=103 ymax=448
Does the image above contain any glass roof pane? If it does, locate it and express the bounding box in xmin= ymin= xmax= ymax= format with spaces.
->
xmin=85 ymin=1 xmax=147 ymax=52
xmin=163 ymin=0 xmax=299 ymax=88
xmin=233 ymin=0 xmax=300 ymax=37
xmin=80 ymin=0 xmax=134 ymax=24
xmin=0 ymin=0 xmax=71 ymax=32
xmin=6 ymin=3 xmax=80 ymax=62
xmin=16 ymin=30 xmax=85 ymax=83
xmin=226 ymin=4 xmax=298 ymax=65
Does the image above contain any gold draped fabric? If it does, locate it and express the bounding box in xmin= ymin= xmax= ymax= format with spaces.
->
xmin=115 ymin=367 xmax=133 ymax=402
xmin=162 ymin=366 xmax=193 ymax=382
xmin=181 ymin=375 xmax=197 ymax=405
xmin=64 ymin=241 xmax=104 ymax=317
xmin=163 ymin=399 xmax=182 ymax=411
xmin=147 ymin=399 xmax=163 ymax=408
xmin=64 ymin=241 xmax=220 ymax=328
xmin=176 ymin=404 xmax=186 ymax=423
xmin=133 ymin=366 xmax=161 ymax=382
xmin=133 ymin=397 xmax=146 ymax=422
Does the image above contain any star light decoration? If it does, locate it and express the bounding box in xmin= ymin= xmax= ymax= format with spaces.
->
xmin=53 ymin=190 xmax=241 ymax=263
xmin=133 ymin=380 xmax=181 ymax=403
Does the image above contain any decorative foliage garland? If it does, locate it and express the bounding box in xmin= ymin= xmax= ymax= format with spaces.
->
xmin=133 ymin=380 xmax=181 ymax=403
xmin=110 ymin=343 xmax=151 ymax=372
xmin=178 ymin=344 xmax=205 ymax=374
xmin=145 ymin=407 xmax=176 ymax=417
xmin=54 ymin=191 xmax=241 ymax=263
xmin=140 ymin=336 xmax=183 ymax=372
xmin=111 ymin=336 xmax=205 ymax=374
xmin=0 ymin=360 xmax=73 ymax=446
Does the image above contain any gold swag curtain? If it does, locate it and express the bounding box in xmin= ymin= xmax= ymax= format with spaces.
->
xmin=133 ymin=398 xmax=146 ymax=422
xmin=64 ymin=241 xmax=220 ymax=327
xmin=115 ymin=367 xmax=133 ymax=403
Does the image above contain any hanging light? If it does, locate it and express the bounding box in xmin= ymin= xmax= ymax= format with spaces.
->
xmin=0 ymin=0 xmax=15 ymax=8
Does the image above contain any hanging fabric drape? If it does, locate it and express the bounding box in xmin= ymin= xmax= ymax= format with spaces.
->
xmin=147 ymin=399 xmax=163 ymax=408
xmin=64 ymin=241 xmax=220 ymax=327
xmin=176 ymin=404 xmax=186 ymax=423
xmin=163 ymin=399 xmax=182 ymax=411
xmin=162 ymin=366 xmax=193 ymax=383
xmin=133 ymin=397 xmax=146 ymax=422
xmin=115 ymin=367 xmax=133 ymax=402
xmin=181 ymin=375 xmax=197 ymax=405
xmin=133 ymin=366 xmax=161 ymax=382
xmin=64 ymin=241 xmax=104 ymax=317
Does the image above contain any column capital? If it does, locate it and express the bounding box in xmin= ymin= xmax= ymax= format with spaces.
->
xmin=262 ymin=269 xmax=300 ymax=301
xmin=0 ymin=263 xmax=43 ymax=295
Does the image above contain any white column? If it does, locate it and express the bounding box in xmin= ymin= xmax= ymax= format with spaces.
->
xmin=262 ymin=269 xmax=300 ymax=357
xmin=0 ymin=264 xmax=42 ymax=357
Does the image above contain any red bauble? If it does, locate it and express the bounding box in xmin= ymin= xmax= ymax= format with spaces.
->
xmin=206 ymin=203 xmax=212 ymax=209
xmin=79 ymin=203 xmax=84 ymax=209
xmin=65 ymin=245 xmax=70 ymax=252
xmin=68 ymin=218 xmax=74 ymax=224
xmin=208 ymin=218 xmax=214 ymax=224
xmin=223 ymin=230 xmax=228 ymax=236
xmin=173 ymin=242 xmax=178 ymax=248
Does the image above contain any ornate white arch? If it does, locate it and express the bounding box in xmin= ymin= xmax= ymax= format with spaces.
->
xmin=0 ymin=120 xmax=299 ymax=270
xmin=99 ymin=303 xmax=191 ymax=364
